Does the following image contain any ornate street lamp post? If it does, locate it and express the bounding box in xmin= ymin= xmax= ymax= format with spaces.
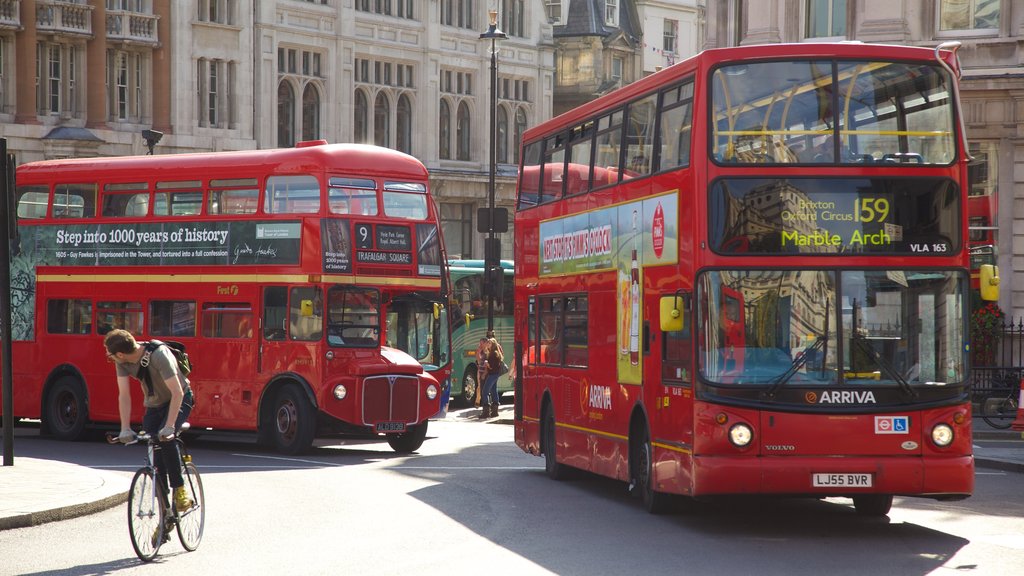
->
xmin=480 ymin=9 xmax=506 ymax=334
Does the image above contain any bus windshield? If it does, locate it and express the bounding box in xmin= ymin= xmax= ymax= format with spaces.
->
xmin=386 ymin=296 xmax=449 ymax=371
xmin=698 ymin=269 xmax=966 ymax=388
xmin=327 ymin=286 xmax=380 ymax=347
xmin=712 ymin=60 xmax=955 ymax=165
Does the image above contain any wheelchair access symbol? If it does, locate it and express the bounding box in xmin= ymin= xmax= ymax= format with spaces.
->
xmin=875 ymin=416 xmax=909 ymax=434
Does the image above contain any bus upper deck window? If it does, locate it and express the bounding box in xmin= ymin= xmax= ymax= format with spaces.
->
xmin=209 ymin=178 xmax=259 ymax=215
xmin=53 ymin=184 xmax=97 ymax=219
xmin=329 ymin=177 xmax=377 ymax=216
xmin=16 ymin=186 xmax=49 ymax=219
xmin=102 ymin=182 xmax=150 ymax=218
xmin=266 ymin=175 xmax=321 ymax=214
xmin=383 ymin=182 xmax=428 ymax=220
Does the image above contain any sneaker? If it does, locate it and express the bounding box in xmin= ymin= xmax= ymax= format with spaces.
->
xmin=173 ymin=487 xmax=193 ymax=513
xmin=151 ymin=525 xmax=169 ymax=548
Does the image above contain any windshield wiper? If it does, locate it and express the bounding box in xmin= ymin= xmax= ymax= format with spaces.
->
xmin=764 ymin=335 xmax=827 ymax=399
xmin=849 ymin=337 xmax=917 ymax=400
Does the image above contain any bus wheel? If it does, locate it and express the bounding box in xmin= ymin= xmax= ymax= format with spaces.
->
xmin=542 ymin=406 xmax=570 ymax=481
xmin=45 ymin=376 xmax=88 ymax=441
xmin=388 ymin=421 xmax=428 ymax=453
xmin=852 ymin=494 xmax=893 ymax=517
xmin=269 ymin=385 xmax=315 ymax=455
xmin=630 ymin=425 xmax=669 ymax=514
xmin=459 ymin=368 xmax=478 ymax=407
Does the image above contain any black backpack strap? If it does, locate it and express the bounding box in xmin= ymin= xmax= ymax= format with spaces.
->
xmin=137 ymin=341 xmax=161 ymax=396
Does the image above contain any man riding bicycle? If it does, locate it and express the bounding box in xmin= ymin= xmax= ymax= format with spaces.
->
xmin=104 ymin=329 xmax=195 ymax=514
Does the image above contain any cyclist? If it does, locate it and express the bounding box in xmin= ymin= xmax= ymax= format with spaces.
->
xmin=105 ymin=329 xmax=195 ymax=514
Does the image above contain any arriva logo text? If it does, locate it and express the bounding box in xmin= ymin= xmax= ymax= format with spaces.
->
xmin=816 ymin=390 xmax=876 ymax=404
xmin=589 ymin=384 xmax=612 ymax=410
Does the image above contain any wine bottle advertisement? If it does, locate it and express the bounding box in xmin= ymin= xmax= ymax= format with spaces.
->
xmin=535 ymin=191 xmax=678 ymax=386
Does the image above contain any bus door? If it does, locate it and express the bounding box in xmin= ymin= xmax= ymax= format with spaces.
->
xmin=652 ymin=291 xmax=695 ymax=484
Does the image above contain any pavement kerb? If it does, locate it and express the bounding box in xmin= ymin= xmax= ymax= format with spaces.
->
xmin=0 ymin=489 xmax=127 ymax=531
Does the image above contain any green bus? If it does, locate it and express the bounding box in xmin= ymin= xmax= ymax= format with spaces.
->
xmin=448 ymin=259 xmax=514 ymax=406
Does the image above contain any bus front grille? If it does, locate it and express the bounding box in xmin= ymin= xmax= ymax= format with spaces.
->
xmin=361 ymin=375 xmax=420 ymax=426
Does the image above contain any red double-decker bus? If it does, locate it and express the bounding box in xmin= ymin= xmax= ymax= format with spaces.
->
xmin=9 ymin=141 xmax=451 ymax=454
xmin=513 ymin=42 xmax=987 ymax=515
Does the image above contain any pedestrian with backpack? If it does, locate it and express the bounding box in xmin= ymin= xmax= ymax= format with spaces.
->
xmin=104 ymin=329 xmax=195 ymax=515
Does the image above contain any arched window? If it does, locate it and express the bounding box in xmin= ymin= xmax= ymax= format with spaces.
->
xmin=397 ymin=94 xmax=412 ymax=154
xmin=354 ymin=90 xmax=368 ymax=143
xmin=513 ymin=107 xmax=528 ymax=164
xmin=277 ymin=81 xmax=295 ymax=148
xmin=497 ymin=106 xmax=509 ymax=163
xmin=374 ymin=92 xmax=390 ymax=148
xmin=439 ymin=99 xmax=451 ymax=160
xmin=456 ymin=101 xmax=471 ymax=161
xmin=302 ymin=84 xmax=320 ymax=141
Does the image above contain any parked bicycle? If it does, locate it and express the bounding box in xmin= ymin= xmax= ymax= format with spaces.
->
xmin=980 ymin=374 xmax=1021 ymax=430
xmin=107 ymin=424 xmax=205 ymax=561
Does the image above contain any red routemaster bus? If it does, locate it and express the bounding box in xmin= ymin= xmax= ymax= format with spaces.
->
xmin=513 ymin=42 xmax=997 ymax=515
xmin=8 ymin=141 xmax=451 ymax=454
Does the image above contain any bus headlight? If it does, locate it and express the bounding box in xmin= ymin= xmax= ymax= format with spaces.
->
xmin=931 ymin=423 xmax=954 ymax=447
xmin=426 ymin=384 xmax=438 ymax=400
xmin=333 ymin=385 xmax=347 ymax=400
xmin=729 ymin=423 xmax=753 ymax=447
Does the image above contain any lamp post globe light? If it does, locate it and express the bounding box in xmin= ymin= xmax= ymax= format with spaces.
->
xmin=480 ymin=9 xmax=506 ymax=333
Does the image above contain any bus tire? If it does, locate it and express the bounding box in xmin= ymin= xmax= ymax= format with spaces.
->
xmin=387 ymin=421 xmax=428 ymax=453
xmin=630 ymin=424 xmax=670 ymax=514
xmin=44 ymin=376 xmax=89 ymax=441
xmin=268 ymin=384 xmax=315 ymax=455
xmin=458 ymin=368 xmax=478 ymax=407
xmin=852 ymin=494 xmax=893 ymax=517
xmin=542 ymin=405 xmax=570 ymax=481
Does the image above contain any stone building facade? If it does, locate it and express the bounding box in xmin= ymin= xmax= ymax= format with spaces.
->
xmin=704 ymin=0 xmax=1024 ymax=318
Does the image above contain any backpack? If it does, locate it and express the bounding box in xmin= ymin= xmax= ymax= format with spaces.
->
xmin=139 ymin=340 xmax=193 ymax=396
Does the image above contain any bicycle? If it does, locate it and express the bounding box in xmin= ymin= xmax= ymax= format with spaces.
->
xmin=107 ymin=423 xmax=205 ymax=562
xmin=980 ymin=375 xmax=1021 ymax=430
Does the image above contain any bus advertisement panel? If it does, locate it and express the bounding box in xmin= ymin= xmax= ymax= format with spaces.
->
xmin=513 ymin=42 xmax=981 ymax=516
xmin=8 ymin=142 xmax=451 ymax=454
xmin=447 ymin=260 xmax=514 ymax=405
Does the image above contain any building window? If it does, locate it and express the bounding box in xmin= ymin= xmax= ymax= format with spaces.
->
xmin=441 ymin=0 xmax=473 ymax=29
xmin=0 ymin=36 xmax=7 ymax=114
xmin=37 ymin=42 xmax=82 ymax=118
xmin=302 ymin=84 xmax=320 ymax=141
xmin=806 ymin=0 xmax=846 ymax=38
xmin=397 ymin=94 xmax=412 ymax=154
xmin=545 ymin=0 xmax=561 ymax=23
xmin=374 ymin=92 xmax=390 ymax=148
xmin=279 ymin=47 xmax=324 ymax=141
xmin=357 ymin=0 xmax=413 ymax=19
xmin=440 ymin=203 xmax=473 ymax=259
xmin=439 ymin=99 xmax=451 ymax=160
xmin=497 ymin=106 xmax=509 ymax=163
xmin=456 ymin=101 xmax=471 ymax=161
xmin=663 ymin=19 xmax=678 ymax=54
xmin=502 ymin=0 xmax=525 ymax=37
xmin=939 ymin=0 xmax=999 ymax=32
xmin=355 ymin=89 xmax=368 ymax=143
xmin=197 ymin=0 xmax=234 ymax=24
xmin=513 ymin=107 xmax=528 ymax=164
xmin=197 ymin=58 xmax=234 ymax=128
xmin=108 ymin=50 xmax=148 ymax=123
xmin=278 ymin=81 xmax=295 ymax=147
xmin=605 ymin=0 xmax=618 ymax=26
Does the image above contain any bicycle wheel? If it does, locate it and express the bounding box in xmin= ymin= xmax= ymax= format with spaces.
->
xmin=127 ymin=467 xmax=165 ymax=562
xmin=175 ymin=462 xmax=205 ymax=551
xmin=981 ymin=391 xmax=1018 ymax=429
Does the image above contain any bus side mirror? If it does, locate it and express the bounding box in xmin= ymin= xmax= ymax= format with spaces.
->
xmin=980 ymin=264 xmax=1000 ymax=302
xmin=660 ymin=294 xmax=687 ymax=332
xmin=300 ymin=299 xmax=314 ymax=317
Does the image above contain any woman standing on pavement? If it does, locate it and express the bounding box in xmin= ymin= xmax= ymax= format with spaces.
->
xmin=480 ymin=337 xmax=503 ymax=418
